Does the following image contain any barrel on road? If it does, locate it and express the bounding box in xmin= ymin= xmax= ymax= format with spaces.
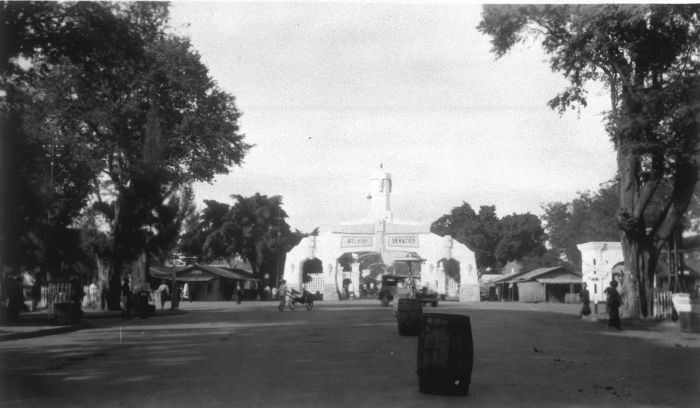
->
xmin=396 ymin=298 xmax=423 ymax=336
xmin=417 ymin=313 xmax=473 ymax=396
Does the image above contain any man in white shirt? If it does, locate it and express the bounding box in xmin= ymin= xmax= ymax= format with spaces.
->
xmin=157 ymin=281 xmax=170 ymax=310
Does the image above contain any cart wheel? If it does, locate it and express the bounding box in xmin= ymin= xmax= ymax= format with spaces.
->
xmin=288 ymin=300 xmax=296 ymax=311
xmin=305 ymin=301 xmax=313 ymax=311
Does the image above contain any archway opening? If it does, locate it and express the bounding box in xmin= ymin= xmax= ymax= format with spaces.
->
xmin=301 ymin=258 xmax=323 ymax=300
xmin=439 ymin=258 xmax=461 ymax=300
xmin=336 ymin=251 xmax=385 ymax=299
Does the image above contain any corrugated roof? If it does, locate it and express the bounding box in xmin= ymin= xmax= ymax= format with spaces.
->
xmin=175 ymin=276 xmax=215 ymax=282
xmin=148 ymin=264 xmax=259 ymax=281
xmin=501 ymin=267 xmax=580 ymax=284
xmin=536 ymin=277 xmax=582 ymax=284
xmin=150 ymin=265 xmax=187 ymax=279
xmin=491 ymin=270 xmax=529 ymax=284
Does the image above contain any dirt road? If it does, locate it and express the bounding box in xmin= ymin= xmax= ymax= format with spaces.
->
xmin=0 ymin=301 xmax=698 ymax=407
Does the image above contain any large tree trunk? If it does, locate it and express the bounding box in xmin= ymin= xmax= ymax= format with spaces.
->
xmin=617 ymin=145 xmax=698 ymax=319
xmin=618 ymin=149 xmax=644 ymax=318
xmin=108 ymin=198 xmax=124 ymax=311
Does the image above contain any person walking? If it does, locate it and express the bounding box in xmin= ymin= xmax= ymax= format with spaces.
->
xmin=604 ymin=280 xmax=623 ymax=330
xmin=235 ymin=282 xmax=243 ymax=304
xmin=278 ymin=280 xmax=287 ymax=312
xmin=182 ymin=282 xmax=191 ymax=302
xmin=3 ymin=269 xmax=24 ymax=322
xmin=88 ymin=280 xmax=98 ymax=309
xmin=100 ymin=283 xmax=109 ymax=310
xmin=157 ymin=281 xmax=170 ymax=310
xmin=120 ymin=277 xmax=132 ymax=319
xmin=580 ymin=283 xmax=591 ymax=317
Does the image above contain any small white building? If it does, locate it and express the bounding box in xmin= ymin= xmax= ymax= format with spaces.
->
xmin=577 ymin=241 xmax=624 ymax=303
xmin=283 ymin=166 xmax=480 ymax=302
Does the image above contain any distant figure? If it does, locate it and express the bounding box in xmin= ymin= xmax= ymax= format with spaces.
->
xmin=343 ymin=280 xmax=350 ymax=300
xmin=580 ymin=283 xmax=591 ymax=317
xmin=263 ymin=285 xmax=271 ymax=301
xmin=171 ymin=283 xmax=181 ymax=309
xmin=236 ymin=282 xmax=243 ymax=304
xmin=120 ymin=277 xmax=131 ymax=319
xmin=278 ymin=280 xmax=287 ymax=312
xmin=136 ymin=284 xmax=151 ymax=319
xmin=70 ymin=276 xmax=85 ymax=316
xmin=157 ymin=281 xmax=170 ymax=310
xmin=604 ymin=280 xmax=623 ymax=330
xmin=100 ymin=283 xmax=109 ymax=310
xmin=88 ymin=281 xmax=98 ymax=309
xmin=3 ymin=269 xmax=24 ymax=321
xmin=182 ymin=282 xmax=191 ymax=302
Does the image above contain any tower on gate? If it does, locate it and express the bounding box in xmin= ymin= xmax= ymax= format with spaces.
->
xmin=368 ymin=164 xmax=392 ymax=223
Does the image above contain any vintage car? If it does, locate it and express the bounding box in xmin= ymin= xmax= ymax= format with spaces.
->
xmin=377 ymin=274 xmax=438 ymax=307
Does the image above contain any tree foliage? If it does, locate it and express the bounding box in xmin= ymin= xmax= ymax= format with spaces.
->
xmin=1 ymin=2 xmax=251 ymax=293
xmin=179 ymin=199 xmax=231 ymax=260
xmin=180 ymin=195 xmax=304 ymax=284
xmin=431 ymin=203 xmax=500 ymax=270
xmin=495 ymin=213 xmax=546 ymax=266
xmin=542 ymin=183 xmax=621 ymax=268
xmin=479 ymin=4 xmax=700 ymax=317
xmin=431 ymin=202 xmax=546 ymax=271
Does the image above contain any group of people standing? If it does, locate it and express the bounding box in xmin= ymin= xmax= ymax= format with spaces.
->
xmin=119 ymin=278 xmax=191 ymax=318
xmin=579 ymin=279 xmax=624 ymax=330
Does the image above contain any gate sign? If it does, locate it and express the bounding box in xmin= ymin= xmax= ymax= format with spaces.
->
xmin=341 ymin=236 xmax=373 ymax=248
xmin=387 ymin=235 xmax=419 ymax=248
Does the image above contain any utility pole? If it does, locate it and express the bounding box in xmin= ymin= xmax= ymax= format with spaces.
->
xmin=276 ymin=205 xmax=281 ymax=289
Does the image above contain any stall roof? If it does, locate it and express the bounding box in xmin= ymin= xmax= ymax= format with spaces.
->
xmin=536 ymin=277 xmax=582 ymax=284
xmin=502 ymin=267 xmax=580 ymax=284
xmin=491 ymin=270 xmax=529 ymax=284
xmin=150 ymin=265 xmax=187 ymax=279
xmin=149 ymin=264 xmax=259 ymax=281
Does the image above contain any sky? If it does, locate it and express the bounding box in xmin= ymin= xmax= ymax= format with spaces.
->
xmin=169 ymin=2 xmax=618 ymax=233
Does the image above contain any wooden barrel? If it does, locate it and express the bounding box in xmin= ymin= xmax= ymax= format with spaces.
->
xmin=397 ymin=298 xmax=423 ymax=336
xmin=417 ymin=313 xmax=473 ymax=396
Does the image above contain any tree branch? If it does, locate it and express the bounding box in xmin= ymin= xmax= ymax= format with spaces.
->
xmin=633 ymin=177 xmax=662 ymax=220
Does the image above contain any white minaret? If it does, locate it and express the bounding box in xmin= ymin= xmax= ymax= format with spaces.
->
xmin=368 ymin=164 xmax=392 ymax=222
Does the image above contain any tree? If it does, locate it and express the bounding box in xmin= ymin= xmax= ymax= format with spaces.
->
xmin=217 ymin=194 xmax=290 ymax=277
xmin=479 ymin=5 xmax=700 ymax=318
xmin=431 ymin=203 xmax=547 ymax=271
xmin=86 ymin=30 xmax=250 ymax=297
xmin=194 ymin=194 xmax=302 ymax=286
xmin=542 ymin=183 xmax=621 ymax=269
xmin=1 ymin=3 xmax=251 ymax=307
xmin=495 ymin=213 xmax=547 ymax=266
xmin=1 ymin=2 xmax=157 ymax=273
xmin=431 ymin=203 xmax=501 ymax=271
xmin=179 ymin=199 xmax=231 ymax=261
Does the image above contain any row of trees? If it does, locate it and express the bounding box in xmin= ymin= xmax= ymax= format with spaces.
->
xmin=177 ymin=194 xmax=308 ymax=284
xmin=430 ymin=204 xmax=546 ymax=273
xmin=0 ymin=2 xmax=251 ymax=306
xmin=429 ymin=181 xmax=622 ymax=277
xmin=479 ymin=4 xmax=700 ymax=318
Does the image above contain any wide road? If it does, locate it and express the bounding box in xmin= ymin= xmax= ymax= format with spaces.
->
xmin=1 ymin=301 xmax=698 ymax=408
